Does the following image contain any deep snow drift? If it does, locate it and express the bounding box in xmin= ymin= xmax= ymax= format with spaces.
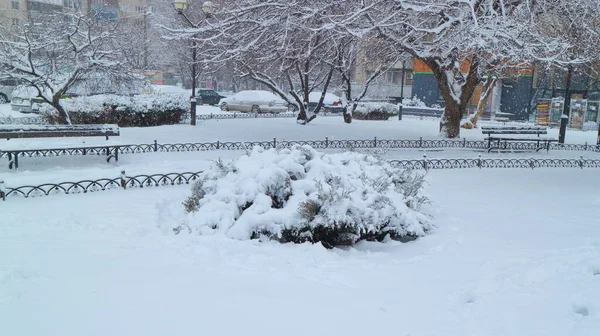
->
xmin=1 ymin=169 xmax=599 ymax=336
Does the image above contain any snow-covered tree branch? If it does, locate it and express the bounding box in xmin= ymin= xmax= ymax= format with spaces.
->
xmin=0 ymin=12 xmax=131 ymax=124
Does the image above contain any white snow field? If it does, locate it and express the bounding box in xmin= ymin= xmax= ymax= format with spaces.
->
xmin=1 ymin=108 xmax=600 ymax=335
xmin=1 ymin=169 xmax=599 ymax=336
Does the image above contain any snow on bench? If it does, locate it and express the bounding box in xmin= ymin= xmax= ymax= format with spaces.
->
xmin=0 ymin=124 xmax=120 ymax=169
xmin=481 ymin=126 xmax=557 ymax=152
xmin=0 ymin=124 xmax=120 ymax=141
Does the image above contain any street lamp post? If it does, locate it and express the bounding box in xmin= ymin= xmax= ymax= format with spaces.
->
xmin=398 ymin=60 xmax=406 ymax=121
xmin=172 ymin=0 xmax=216 ymax=126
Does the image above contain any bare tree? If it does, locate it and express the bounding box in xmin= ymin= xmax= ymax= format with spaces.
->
xmin=527 ymin=0 xmax=600 ymax=142
xmin=355 ymin=0 xmax=553 ymax=138
xmin=162 ymin=0 xmax=366 ymax=124
xmin=0 ymin=12 xmax=130 ymax=124
xmin=333 ymin=34 xmax=401 ymax=123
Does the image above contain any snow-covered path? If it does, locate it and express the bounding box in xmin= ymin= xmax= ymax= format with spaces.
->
xmin=2 ymin=169 xmax=598 ymax=336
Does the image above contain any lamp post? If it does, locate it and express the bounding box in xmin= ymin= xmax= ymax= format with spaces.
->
xmin=398 ymin=60 xmax=406 ymax=121
xmin=172 ymin=0 xmax=216 ymax=126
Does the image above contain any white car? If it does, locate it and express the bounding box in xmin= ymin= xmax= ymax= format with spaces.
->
xmin=0 ymin=79 xmax=18 ymax=104
xmin=289 ymin=92 xmax=346 ymax=113
xmin=10 ymin=86 xmax=43 ymax=113
xmin=219 ymin=90 xmax=288 ymax=113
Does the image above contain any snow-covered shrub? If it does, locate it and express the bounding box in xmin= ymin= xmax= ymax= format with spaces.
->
xmin=178 ymin=145 xmax=431 ymax=248
xmin=353 ymin=102 xmax=398 ymax=120
xmin=41 ymin=93 xmax=187 ymax=126
xmin=401 ymin=97 xmax=427 ymax=107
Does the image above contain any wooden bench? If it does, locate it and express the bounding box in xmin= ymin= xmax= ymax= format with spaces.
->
xmin=0 ymin=124 xmax=120 ymax=169
xmin=481 ymin=126 xmax=557 ymax=153
xmin=0 ymin=124 xmax=120 ymax=141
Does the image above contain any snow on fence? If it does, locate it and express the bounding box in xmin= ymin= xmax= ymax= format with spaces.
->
xmin=2 ymin=157 xmax=600 ymax=201
xmin=1 ymin=138 xmax=600 ymax=163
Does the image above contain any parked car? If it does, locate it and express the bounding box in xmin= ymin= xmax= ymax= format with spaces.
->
xmin=0 ymin=79 xmax=19 ymax=104
xmin=289 ymin=92 xmax=346 ymax=113
xmin=219 ymin=90 xmax=288 ymax=113
xmin=11 ymin=78 xmax=151 ymax=113
xmin=10 ymin=86 xmax=44 ymax=113
xmin=196 ymin=88 xmax=225 ymax=106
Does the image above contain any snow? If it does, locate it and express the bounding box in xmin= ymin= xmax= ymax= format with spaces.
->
xmin=308 ymin=92 xmax=342 ymax=105
xmin=150 ymin=84 xmax=188 ymax=95
xmin=1 ymin=169 xmax=599 ymax=336
xmin=1 ymin=115 xmax=599 ymax=189
xmin=1 ymin=115 xmax=600 ymax=334
xmin=0 ymin=103 xmax=30 ymax=119
xmin=221 ymin=90 xmax=285 ymax=104
xmin=180 ymin=145 xmax=430 ymax=241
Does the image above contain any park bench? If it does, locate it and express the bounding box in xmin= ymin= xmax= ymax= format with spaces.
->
xmin=0 ymin=124 xmax=119 ymax=141
xmin=481 ymin=126 xmax=557 ymax=153
xmin=0 ymin=124 xmax=120 ymax=169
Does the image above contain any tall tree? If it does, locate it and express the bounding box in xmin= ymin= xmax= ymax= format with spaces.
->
xmin=0 ymin=12 xmax=130 ymax=124
xmin=358 ymin=0 xmax=549 ymax=138
xmin=162 ymin=0 xmax=367 ymax=124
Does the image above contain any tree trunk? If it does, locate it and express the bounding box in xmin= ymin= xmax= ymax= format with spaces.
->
xmin=440 ymin=101 xmax=463 ymax=138
xmin=343 ymin=103 xmax=354 ymax=124
xmin=296 ymin=105 xmax=307 ymax=124
xmin=462 ymin=77 xmax=497 ymax=129
xmin=51 ymin=100 xmax=71 ymax=125
xmin=425 ymin=56 xmax=480 ymax=138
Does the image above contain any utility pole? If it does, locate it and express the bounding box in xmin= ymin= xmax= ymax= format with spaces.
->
xmin=558 ymin=66 xmax=573 ymax=144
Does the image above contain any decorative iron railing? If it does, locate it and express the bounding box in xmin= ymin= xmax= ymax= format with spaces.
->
xmin=2 ymin=138 xmax=599 ymax=162
xmin=2 ymin=157 xmax=600 ymax=201
xmin=0 ymin=171 xmax=201 ymax=200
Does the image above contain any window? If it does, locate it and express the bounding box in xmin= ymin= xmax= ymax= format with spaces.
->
xmin=404 ymin=72 xmax=413 ymax=86
xmin=386 ymin=70 xmax=402 ymax=85
xmin=12 ymin=0 xmax=19 ymax=9
xmin=386 ymin=70 xmax=413 ymax=86
xmin=11 ymin=18 xmax=19 ymax=26
xmin=62 ymin=0 xmax=75 ymax=8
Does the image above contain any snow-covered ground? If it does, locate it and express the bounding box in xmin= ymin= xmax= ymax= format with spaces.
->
xmin=1 ymin=108 xmax=600 ymax=335
xmin=1 ymin=109 xmax=599 ymax=187
xmin=1 ymin=169 xmax=599 ymax=336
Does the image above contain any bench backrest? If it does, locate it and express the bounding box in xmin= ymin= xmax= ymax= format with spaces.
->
xmin=481 ymin=126 xmax=547 ymax=135
xmin=0 ymin=124 xmax=120 ymax=139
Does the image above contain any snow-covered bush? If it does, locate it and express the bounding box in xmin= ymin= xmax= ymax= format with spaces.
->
xmin=353 ymin=102 xmax=398 ymax=120
xmin=401 ymin=97 xmax=427 ymax=107
xmin=178 ymin=145 xmax=431 ymax=248
xmin=41 ymin=93 xmax=187 ymax=126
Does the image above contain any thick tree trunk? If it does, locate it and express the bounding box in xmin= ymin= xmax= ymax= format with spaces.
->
xmin=51 ymin=101 xmax=71 ymax=125
xmin=440 ymin=102 xmax=463 ymax=138
xmin=426 ymin=56 xmax=480 ymax=139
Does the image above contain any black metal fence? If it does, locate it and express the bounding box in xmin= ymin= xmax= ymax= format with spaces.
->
xmin=2 ymin=157 xmax=600 ymax=201
xmin=0 ymin=171 xmax=201 ymax=200
xmin=2 ymin=137 xmax=599 ymax=162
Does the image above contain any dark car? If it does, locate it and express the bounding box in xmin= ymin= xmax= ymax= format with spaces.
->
xmin=196 ymin=88 xmax=225 ymax=106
